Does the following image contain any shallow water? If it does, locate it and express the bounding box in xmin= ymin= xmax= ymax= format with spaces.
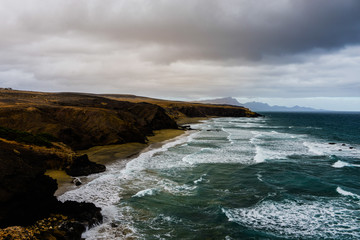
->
xmin=59 ymin=112 xmax=360 ymax=239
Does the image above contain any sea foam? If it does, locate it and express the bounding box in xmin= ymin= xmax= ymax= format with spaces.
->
xmin=194 ymin=174 xmax=208 ymax=184
xmin=254 ymin=146 xmax=266 ymax=163
xmin=133 ymin=188 xmax=158 ymax=198
xmin=222 ymin=198 xmax=360 ymax=239
xmin=332 ymin=160 xmax=360 ymax=168
xmin=303 ymin=141 xmax=325 ymax=155
xmin=336 ymin=187 xmax=360 ymax=199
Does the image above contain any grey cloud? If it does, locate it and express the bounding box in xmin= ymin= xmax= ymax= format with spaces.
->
xmin=2 ymin=0 xmax=360 ymax=62
xmin=0 ymin=0 xmax=359 ymax=110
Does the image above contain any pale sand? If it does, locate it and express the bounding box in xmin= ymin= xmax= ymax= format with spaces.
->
xmin=47 ymin=128 xmax=188 ymax=196
xmin=78 ymin=142 xmax=146 ymax=166
xmin=45 ymin=170 xmax=74 ymax=196
xmin=176 ymin=117 xmax=208 ymax=125
xmin=80 ymin=129 xmax=185 ymax=165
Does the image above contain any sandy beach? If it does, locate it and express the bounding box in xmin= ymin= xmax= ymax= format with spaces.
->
xmin=47 ymin=128 xmax=189 ymax=196
xmin=46 ymin=116 xmax=211 ymax=196
xmin=82 ymin=129 xmax=186 ymax=164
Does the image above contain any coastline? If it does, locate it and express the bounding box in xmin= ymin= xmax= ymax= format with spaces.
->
xmin=83 ymin=116 xmax=209 ymax=166
xmin=49 ymin=117 xmax=209 ymax=196
xmin=0 ymin=90 xmax=260 ymax=238
xmin=49 ymin=128 xmax=190 ymax=196
xmin=176 ymin=117 xmax=209 ymax=125
xmin=82 ymin=129 xmax=186 ymax=165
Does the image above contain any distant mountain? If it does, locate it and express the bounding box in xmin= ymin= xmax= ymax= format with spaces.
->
xmin=242 ymin=101 xmax=325 ymax=112
xmin=199 ymin=97 xmax=326 ymax=112
xmin=199 ymin=97 xmax=242 ymax=106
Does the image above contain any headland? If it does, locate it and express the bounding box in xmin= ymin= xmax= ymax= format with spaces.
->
xmin=0 ymin=89 xmax=260 ymax=239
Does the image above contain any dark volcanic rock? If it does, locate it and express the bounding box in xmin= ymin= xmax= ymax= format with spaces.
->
xmin=65 ymin=154 xmax=106 ymax=177
xmin=0 ymin=141 xmax=103 ymax=238
xmin=0 ymin=210 xmax=101 ymax=240
xmin=72 ymin=177 xmax=82 ymax=186
xmin=179 ymin=125 xmax=193 ymax=130
xmin=0 ymin=142 xmax=58 ymax=228
xmin=58 ymin=220 xmax=86 ymax=240
xmin=56 ymin=201 xmax=102 ymax=228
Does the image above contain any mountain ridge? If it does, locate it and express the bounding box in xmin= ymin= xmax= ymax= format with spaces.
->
xmin=199 ymin=97 xmax=327 ymax=112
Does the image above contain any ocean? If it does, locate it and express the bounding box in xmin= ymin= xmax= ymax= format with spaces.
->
xmin=59 ymin=112 xmax=360 ymax=239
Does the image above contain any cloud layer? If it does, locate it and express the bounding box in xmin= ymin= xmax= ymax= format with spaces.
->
xmin=0 ymin=0 xmax=359 ymax=108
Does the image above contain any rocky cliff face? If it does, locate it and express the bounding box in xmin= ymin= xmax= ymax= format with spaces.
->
xmin=100 ymin=94 xmax=261 ymax=121
xmin=0 ymin=90 xmax=179 ymax=237
xmin=0 ymin=92 xmax=178 ymax=150
xmin=170 ymin=104 xmax=260 ymax=118
xmin=0 ymin=141 xmax=58 ymax=227
xmin=0 ymin=140 xmax=102 ymax=239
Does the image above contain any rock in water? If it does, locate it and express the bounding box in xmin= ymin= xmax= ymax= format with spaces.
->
xmin=72 ymin=177 xmax=82 ymax=186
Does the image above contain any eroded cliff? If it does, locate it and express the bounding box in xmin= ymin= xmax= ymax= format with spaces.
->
xmin=0 ymin=91 xmax=178 ymax=150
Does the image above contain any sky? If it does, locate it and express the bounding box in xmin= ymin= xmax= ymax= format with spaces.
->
xmin=0 ymin=0 xmax=359 ymax=111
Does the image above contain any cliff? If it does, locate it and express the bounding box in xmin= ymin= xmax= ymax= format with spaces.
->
xmin=0 ymin=90 xmax=259 ymax=151
xmin=0 ymin=140 xmax=102 ymax=239
xmin=102 ymin=94 xmax=261 ymax=120
xmin=0 ymin=91 xmax=178 ymax=150
xmin=0 ymin=140 xmax=58 ymax=227
xmin=0 ymin=89 xmax=260 ymax=238
xmin=164 ymin=103 xmax=260 ymax=119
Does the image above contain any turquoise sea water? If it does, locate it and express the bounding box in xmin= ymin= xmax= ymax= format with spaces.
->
xmin=60 ymin=112 xmax=360 ymax=239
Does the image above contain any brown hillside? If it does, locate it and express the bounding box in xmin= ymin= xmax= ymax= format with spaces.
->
xmin=0 ymin=89 xmax=260 ymax=151
xmin=0 ymin=90 xmax=177 ymax=150
xmin=101 ymin=94 xmax=261 ymax=120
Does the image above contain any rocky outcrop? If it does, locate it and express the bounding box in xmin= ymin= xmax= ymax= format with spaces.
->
xmin=0 ymin=208 xmax=102 ymax=240
xmin=0 ymin=141 xmax=58 ymax=227
xmin=65 ymin=154 xmax=106 ymax=176
xmin=0 ymin=140 xmax=102 ymax=238
xmin=0 ymin=132 xmax=105 ymax=177
xmin=55 ymin=201 xmax=102 ymax=228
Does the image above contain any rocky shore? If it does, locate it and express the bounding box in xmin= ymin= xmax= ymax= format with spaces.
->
xmin=0 ymin=139 xmax=103 ymax=239
xmin=0 ymin=89 xmax=260 ymax=239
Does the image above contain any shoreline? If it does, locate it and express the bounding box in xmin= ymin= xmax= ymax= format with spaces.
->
xmin=48 ymin=127 xmax=200 ymax=196
xmin=0 ymin=90 xmax=260 ymax=238
xmin=48 ymin=129 xmax=186 ymax=196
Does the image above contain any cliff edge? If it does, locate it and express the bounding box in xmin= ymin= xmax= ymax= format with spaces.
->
xmin=0 ymin=89 xmax=260 ymax=238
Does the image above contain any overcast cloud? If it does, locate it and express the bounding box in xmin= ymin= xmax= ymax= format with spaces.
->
xmin=0 ymin=0 xmax=359 ymax=110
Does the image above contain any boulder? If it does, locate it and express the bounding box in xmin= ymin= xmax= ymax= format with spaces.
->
xmin=55 ymin=201 xmax=102 ymax=228
xmin=65 ymin=154 xmax=106 ymax=177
